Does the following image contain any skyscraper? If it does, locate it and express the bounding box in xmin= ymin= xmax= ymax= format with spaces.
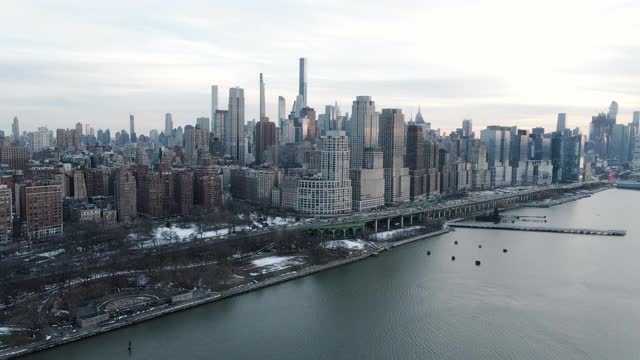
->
xmin=278 ymin=96 xmax=286 ymax=127
xmin=350 ymin=96 xmax=378 ymax=169
xmin=214 ymin=110 xmax=227 ymax=142
xmin=129 ymin=115 xmax=136 ymax=143
xmin=115 ymin=169 xmax=137 ymax=223
xmin=480 ymin=126 xmax=512 ymax=187
xmin=165 ymin=113 xmax=173 ymax=135
xmin=380 ymin=108 xmax=410 ymax=204
xmin=255 ymin=117 xmax=276 ymax=165
xmin=227 ymin=87 xmax=245 ymax=163
xmin=298 ymin=58 xmax=307 ymax=108
xmin=196 ymin=117 xmax=210 ymax=132
xmin=633 ymin=111 xmax=640 ymax=127
xmin=0 ymin=185 xmax=11 ymax=242
xmin=349 ymin=96 xmax=384 ymax=211
xmin=608 ymin=101 xmax=619 ymax=122
xmin=296 ymin=131 xmax=352 ymax=215
xmin=19 ymin=183 xmax=63 ymax=239
xmin=557 ymin=113 xmax=566 ymax=132
xmin=259 ymin=73 xmax=266 ymax=119
xmin=11 ymin=116 xmax=19 ymax=142
xmin=211 ymin=85 xmax=218 ymax=132
xmin=462 ymin=118 xmax=473 ymax=138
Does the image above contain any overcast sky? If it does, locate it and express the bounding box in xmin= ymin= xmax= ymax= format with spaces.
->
xmin=2 ymin=0 xmax=640 ymax=135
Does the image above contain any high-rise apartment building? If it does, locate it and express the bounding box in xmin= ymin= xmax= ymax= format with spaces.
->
xmin=557 ymin=113 xmax=567 ymax=132
xmin=11 ymin=116 xmax=20 ymax=143
xmin=278 ymin=96 xmax=286 ymax=127
xmin=0 ymin=138 xmax=28 ymax=170
xmin=165 ymin=113 xmax=173 ymax=135
xmin=380 ymin=109 xmax=410 ymax=204
xmin=211 ymin=85 xmax=218 ymax=132
xmin=129 ymin=114 xmax=136 ymax=143
xmin=184 ymin=125 xmax=210 ymax=164
xmin=30 ymin=127 xmax=52 ymax=153
xmin=226 ymin=87 xmax=245 ymax=163
xmin=462 ymin=119 xmax=473 ymax=138
xmin=19 ymin=183 xmax=63 ymax=239
xmin=350 ymin=96 xmax=379 ymax=169
xmin=196 ymin=117 xmax=210 ymax=132
xmin=114 ymin=169 xmax=137 ymax=222
xmin=349 ymin=96 xmax=384 ymax=211
xmin=299 ymin=58 xmax=307 ymax=108
xmin=213 ymin=110 xmax=227 ymax=144
xmin=259 ymin=73 xmax=266 ymax=119
xmin=0 ymin=185 xmax=11 ymax=242
xmin=296 ymin=131 xmax=352 ymax=215
xmin=255 ymin=117 xmax=276 ymax=165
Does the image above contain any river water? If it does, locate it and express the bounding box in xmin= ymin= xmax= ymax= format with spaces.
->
xmin=25 ymin=188 xmax=638 ymax=360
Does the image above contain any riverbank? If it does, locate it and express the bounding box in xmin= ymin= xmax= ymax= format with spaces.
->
xmin=0 ymin=228 xmax=450 ymax=360
xmin=523 ymin=185 xmax=611 ymax=208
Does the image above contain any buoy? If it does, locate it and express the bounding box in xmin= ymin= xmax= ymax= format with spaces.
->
xmin=454 ymin=241 xmax=458 ymax=245
xmin=503 ymin=249 xmax=507 ymax=253
xmin=451 ymin=256 xmax=456 ymax=261
xmin=478 ymin=244 xmax=482 ymax=248
xmin=475 ymin=260 xmax=481 ymax=266
xmin=427 ymin=251 xmax=431 ymax=256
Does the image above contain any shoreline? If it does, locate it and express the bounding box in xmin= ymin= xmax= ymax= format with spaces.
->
xmin=0 ymin=229 xmax=449 ymax=359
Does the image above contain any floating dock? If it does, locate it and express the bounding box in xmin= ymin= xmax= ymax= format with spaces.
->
xmin=448 ymin=223 xmax=626 ymax=236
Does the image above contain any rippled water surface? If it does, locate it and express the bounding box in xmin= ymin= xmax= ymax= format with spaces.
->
xmin=26 ymin=189 xmax=639 ymax=360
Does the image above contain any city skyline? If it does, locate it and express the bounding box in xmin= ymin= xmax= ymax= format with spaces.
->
xmin=3 ymin=0 xmax=640 ymax=133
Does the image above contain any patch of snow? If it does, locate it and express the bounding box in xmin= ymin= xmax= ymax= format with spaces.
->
xmin=249 ymin=213 xmax=297 ymax=227
xmin=248 ymin=256 xmax=307 ymax=275
xmin=0 ymin=326 xmax=27 ymax=335
xmin=371 ymin=226 xmax=423 ymax=240
xmin=35 ymin=249 xmax=64 ymax=259
xmin=321 ymin=239 xmax=366 ymax=251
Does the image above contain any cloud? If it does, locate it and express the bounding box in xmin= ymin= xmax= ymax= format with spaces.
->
xmin=1 ymin=0 xmax=640 ymax=133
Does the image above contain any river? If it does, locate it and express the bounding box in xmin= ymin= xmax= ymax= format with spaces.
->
xmin=24 ymin=188 xmax=638 ymax=360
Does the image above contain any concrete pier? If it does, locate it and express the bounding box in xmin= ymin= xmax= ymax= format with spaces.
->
xmin=448 ymin=223 xmax=626 ymax=236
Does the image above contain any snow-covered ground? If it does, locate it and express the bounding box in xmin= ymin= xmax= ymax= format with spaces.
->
xmin=247 ymin=256 xmax=307 ymax=276
xmin=133 ymin=214 xmax=299 ymax=247
xmin=249 ymin=213 xmax=297 ymax=228
xmin=321 ymin=239 xmax=366 ymax=251
xmin=0 ymin=326 xmax=26 ymax=335
xmin=33 ymin=249 xmax=64 ymax=259
xmin=370 ymin=226 xmax=423 ymax=240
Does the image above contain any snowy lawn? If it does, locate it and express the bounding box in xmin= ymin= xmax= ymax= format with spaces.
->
xmin=321 ymin=239 xmax=366 ymax=251
xmin=370 ymin=226 xmax=424 ymax=240
xmin=247 ymin=256 xmax=307 ymax=276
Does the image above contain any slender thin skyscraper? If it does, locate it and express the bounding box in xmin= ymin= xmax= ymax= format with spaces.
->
xmin=299 ymin=58 xmax=307 ymax=108
xmin=165 ymin=113 xmax=173 ymax=134
xmin=211 ymin=85 xmax=218 ymax=134
xmin=11 ymin=116 xmax=19 ymax=142
xmin=227 ymin=87 xmax=245 ymax=163
xmin=259 ymin=73 xmax=266 ymax=119
xmin=278 ymin=96 xmax=286 ymax=127
xmin=129 ymin=114 xmax=136 ymax=143
xmin=129 ymin=114 xmax=135 ymax=136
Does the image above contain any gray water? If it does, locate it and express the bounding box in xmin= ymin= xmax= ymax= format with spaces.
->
xmin=25 ymin=189 xmax=640 ymax=360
